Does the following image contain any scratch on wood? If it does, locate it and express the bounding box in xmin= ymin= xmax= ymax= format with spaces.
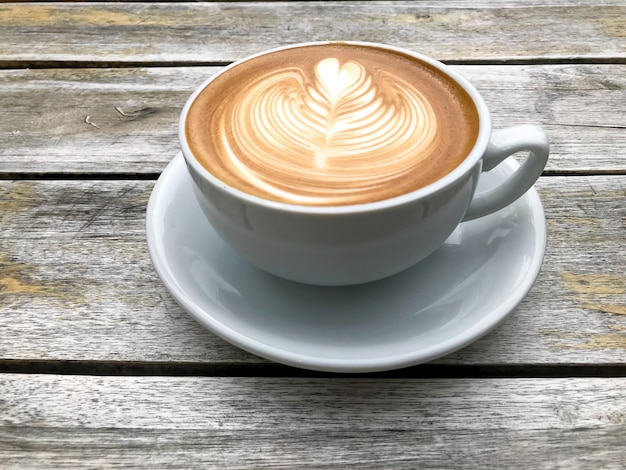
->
xmin=85 ymin=115 xmax=100 ymax=129
xmin=587 ymin=180 xmax=598 ymax=195
xmin=75 ymin=185 xmax=136 ymax=235
xmin=115 ymin=106 xmax=131 ymax=118
xmin=115 ymin=106 xmax=159 ymax=120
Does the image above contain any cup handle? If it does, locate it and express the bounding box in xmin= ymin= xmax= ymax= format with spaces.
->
xmin=462 ymin=124 xmax=549 ymax=222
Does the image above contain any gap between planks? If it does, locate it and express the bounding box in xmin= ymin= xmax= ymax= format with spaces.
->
xmin=1 ymin=57 xmax=626 ymax=70
xmin=1 ymin=360 xmax=626 ymax=378
xmin=0 ymin=172 xmax=162 ymax=181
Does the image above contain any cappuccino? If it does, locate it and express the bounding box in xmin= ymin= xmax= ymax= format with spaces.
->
xmin=186 ymin=43 xmax=479 ymax=206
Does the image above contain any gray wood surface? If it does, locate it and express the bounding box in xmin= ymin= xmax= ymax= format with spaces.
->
xmin=1 ymin=175 xmax=624 ymax=366
xmin=1 ymin=1 xmax=625 ymax=467
xmin=1 ymin=2 xmax=624 ymax=65
xmin=1 ymin=374 xmax=626 ymax=468
xmin=1 ymin=64 xmax=625 ymax=175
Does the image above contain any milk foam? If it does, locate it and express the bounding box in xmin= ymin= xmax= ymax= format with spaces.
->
xmin=216 ymin=57 xmax=439 ymax=205
xmin=187 ymin=45 xmax=479 ymax=206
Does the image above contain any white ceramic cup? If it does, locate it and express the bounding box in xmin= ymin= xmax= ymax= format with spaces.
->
xmin=179 ymin=41 xmax=549 ymax=286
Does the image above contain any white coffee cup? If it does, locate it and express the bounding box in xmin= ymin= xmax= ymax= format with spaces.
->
xmin=179 ymin=41 xmax=549 ymax=285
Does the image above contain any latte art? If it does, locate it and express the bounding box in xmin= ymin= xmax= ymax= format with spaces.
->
xmin=219 ymin=58 xmax=439 ymax=204
xmin=186 ymin=44 xmax=479 ymax=206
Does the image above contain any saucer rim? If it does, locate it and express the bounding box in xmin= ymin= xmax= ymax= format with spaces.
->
xmin=146 ymin=153 xmax=546 ymax=373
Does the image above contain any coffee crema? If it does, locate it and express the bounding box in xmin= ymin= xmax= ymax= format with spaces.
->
xmin=185 ymin=44 xmax=479 ymax=206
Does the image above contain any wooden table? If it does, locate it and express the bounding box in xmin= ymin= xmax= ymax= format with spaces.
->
xmin=1 ymin=1 xmax=625 ymax=467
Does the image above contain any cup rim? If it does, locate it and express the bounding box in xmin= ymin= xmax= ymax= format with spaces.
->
xmin=179 ymin=40 xmax=492 ymax=214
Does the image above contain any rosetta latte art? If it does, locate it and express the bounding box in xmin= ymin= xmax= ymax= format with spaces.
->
xmin=217 ymin=58 xmax=440 ymax=205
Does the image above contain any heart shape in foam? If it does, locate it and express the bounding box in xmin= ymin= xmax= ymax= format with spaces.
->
xmin=315 ymin=58 xmax=363 ymax=104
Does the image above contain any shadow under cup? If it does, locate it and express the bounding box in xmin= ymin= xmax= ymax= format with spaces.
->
xmin=179 ymin=41 xmax=495 ymax=285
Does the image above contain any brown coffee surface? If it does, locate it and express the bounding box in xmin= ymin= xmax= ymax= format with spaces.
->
xmin=186 ymin=44 xmax=479 ymax=206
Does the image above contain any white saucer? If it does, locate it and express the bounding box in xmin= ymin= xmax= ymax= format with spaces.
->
xmin=146 ymin=153 xmax=546 ymax=373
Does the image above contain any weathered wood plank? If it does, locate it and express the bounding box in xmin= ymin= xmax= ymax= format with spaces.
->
xmin=0 ymin=176 xmax=624 ymax=365
xmin=1 ymin=375 xmax=625 ymax=468
xmin=3 ymin=1 xmax=625 ymax=6
xmin=0 ymin=2 xmax=624 ymax=65
xmin=0 ymin=64 xmax=624 ymax=174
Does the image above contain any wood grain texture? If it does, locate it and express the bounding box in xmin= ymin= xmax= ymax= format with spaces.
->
xmin=3 ymin=1 xmax=626 ymax=5
xmin=0 ymin=64 xmax=624 ymax=175
xmin=1 ymin=374 xmax=626 ymax=468
xmin=0 ymin=176 xmax=624 ymax=366
xmin=0 ymin=1 xmax=623 ymax=465
xmin=0 ymin=2 xmax=624 ymax=65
